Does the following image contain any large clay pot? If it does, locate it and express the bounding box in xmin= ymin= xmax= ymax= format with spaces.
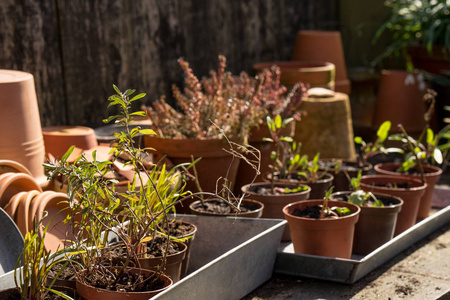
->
xmin=293 ymin=90 xmax=357 ymax=160
xmin=291 ymin=30 xmax=351 ymax=94
xmin=253 ymin=61 xmax=335 ymax=90
xmin=143 ymin=136 xmax=240 ymax=213
xmin=76 ymin=266 xmax=172 ymax=300
xmin=136 ymin=240 xmax=187 ymax=283
xmin=373 ymin=70 xmax=427 ymax=133
xmin=374 ymin=162 xmax=442 ymax=220
xmin=42 ymin=126 xmax=98 ymax=159
xmin=0 ymin=172 xmax=42 ymax=209
xmin=241 ymin=182 xmax=311 ymax=241
xmin=0 ymin=70 xmax=47 ymax=186
xmin=360 ymin=175 xmax=426 ymax=235
xmin=283 ymin=199 xmax=360 ymax=259
xmin=330 ymin=191 xmax=403 ymax=255
xmin=189 ymin=198 xmax=264 ymax=218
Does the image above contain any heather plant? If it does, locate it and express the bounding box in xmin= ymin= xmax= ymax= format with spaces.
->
xmin=143 ymin=55 xmax=306 ymax=144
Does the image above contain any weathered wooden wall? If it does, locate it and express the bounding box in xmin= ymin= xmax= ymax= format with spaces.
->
xmin=0 ymin=0 xmax=339 ymax=128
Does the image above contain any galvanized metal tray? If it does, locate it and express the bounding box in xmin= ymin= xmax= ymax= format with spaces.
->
xmin=274 ymin=187 xmax=450 ymax=284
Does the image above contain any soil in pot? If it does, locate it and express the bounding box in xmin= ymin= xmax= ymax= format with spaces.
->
xmin=330 ymin=191 xmax=403 ymax=255
xmin=0 ymin=286 xmax=76 ymax=300
xmin=270 ymin=172 xmax=334 ymax=199
xmin=241 ymin=182 xmax=311 ymax=241
xmin=283 ymin=199 xmax=360 ymax=259
xmin=189 ymin=198 xmax=264 ymax=218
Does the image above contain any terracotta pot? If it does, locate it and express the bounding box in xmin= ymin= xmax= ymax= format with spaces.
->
xmin=136 ymin=240 xmax=187 ymax=283
xmin=33 ymin=191 xmax=75 ymax=252
xmin=161 ymin=220 xmax=197 ymax=279
xmin=233 ymin=122 xmax=296 ymax=194
xmin=253 ymin=61 xmax=335 ymax=90
xmin=42 ymin=126 xmax=98 ymax=159
xmin=319 ymin=159 xmax=372 ymax=192
xmin=144 ymin=136 xmax=241 ymax=213
xmin=241 ymin=182 xmax=311 ymax=241
xmin=0 ymin=70 xmax=47 ymax=187
xmin=373 ymin=70 xmax=427 ymax=133
xmin=0 ymin=172 xmax=42 ymax=209
xmin=283 ymin=199 xmax=360 ymax=259
xmin=76 ymin=266 xmax=172 ymax=300
xmin=291 ymin=30 xmax=351 ymax=94
xmin=330 ymin=191 xmax=403 ymax=255
xmin=3 ymin=190 xmax=26 ymax=220
xmin=360 ymin=175 xmax=426 ymax=235
xmin=16 ymin=190 xmax=41 ymax=235
xmin=0 ymin=160 xmax=32 ymax=176
xmin=189 ymin=198 xmax=264 ymax=218
xmin=301 ymin=173 xmax=334 ymax=200
xmin=292 ymin=90 xmax=357 ymax=160
xmin=408 ymin=45 xmax=450 ymax=78
xmin=374 ymin=162 xmax=442 ymax=220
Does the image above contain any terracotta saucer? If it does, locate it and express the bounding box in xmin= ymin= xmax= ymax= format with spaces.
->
xmin=0 ymin=160 xmax=32 ymax=176
xmin=3 ymin=191 xmax=26 ymax=220
xmin=0 ymin=173 xmax=42 ymax=208
xmin=16 ymin=190 xmax=41 ymax=236
xmin=35 ymin=192 xmax=73 ymax=252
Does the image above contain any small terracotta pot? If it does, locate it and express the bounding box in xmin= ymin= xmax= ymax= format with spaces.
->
xmin=283 ymin=199 xmax=360 ymax=259
xmin=3 ymin=190 xmax=26 ymax=219
xmin=253 ymin=61 xmax=335 ymax=90
xmin=360 ymin=175 xmax=426 ymax=235
xmin=144 ymin=136 xmax=241 ymax=213
xmin=374 ymin=162 xmax=442 ymax=220
xmin=16 ymin=190 xmax=41 ymax=235
xmin=330 ymin=191 xmax=403 ymax=255
xmin=189 ymin=198 xmax=264 ymax=218
xmin=268 ymin=172 xmax=334 ymax=200
xmin=136 ymin=240 xmax=187 ymax=283
xmin=76 ymin=266 xmax=172 ymax=300
xmin=241 ymin=182 xmax=311 ymax=241
xmin=291 ymin=30 xmax=351 ymax=94
xmin=42 ymin=126 xmax=98 ymax=159
xmin=0 ymin=172 xmax=42 ymax=208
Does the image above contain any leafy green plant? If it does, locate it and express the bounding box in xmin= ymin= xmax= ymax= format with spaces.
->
xmin=348 ymin=171 xmax=384 ymax=207
xmin=15 ymin=214 xmax=74 ymax=300
xmin=373 ymin=0 xmax=450 ymax=71
xmin=354 ymin=120 xmax=397 ymax=163
xmin=320 ymin=187 xmax=352 ymax=219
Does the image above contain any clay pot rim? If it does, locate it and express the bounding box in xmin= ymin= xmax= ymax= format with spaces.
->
xmin=360 ymin=175 xmax=427 ymax=191
xmin=0 ymin=160 xmax=32 ymax=176
xmin=241 ymin=182 xmax=311 ymax=196
xmin=0 ymin=69 xmax=33 ymax=83
xmin=296 ymin=30 xmax=341 ymax=37
xmin=374 ymin=162 xmax=443 ymax=177
xmin=17 ymin=190 xmax=41 ymax=234
xmin=76 ymin=266 xmax=173 ymax=295
xmin=162 ymin=219 xmax=197 ymax=240
xmin=42 ymin=125 xmax=95 ymax=136
xmin=188 ymin=198 xmax=264 ymax=217
xmin=330 ymin=191 xmax=404 ymax=210
xmin=253 ymin=61 xmax=335 ymax=73
xmin=283 ymin=199 xmax=361 ymax=222
xmin=0 ymin=172 xmax=43 ymax=208
xmin=4 ymin=191 xmax=26 ymax=218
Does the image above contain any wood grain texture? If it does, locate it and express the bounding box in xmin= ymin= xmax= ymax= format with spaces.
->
xmin=0 ymin=0 xmax=338 ymax=127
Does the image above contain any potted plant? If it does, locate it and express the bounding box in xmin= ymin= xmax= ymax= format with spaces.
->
xmin=241 ymin=115 xmax=311 ymax=241
xmin=142 ymin=55 xmax=271 ymax=200
xmin=330 ymin=171 xmax=404 ymax=255
xmin=282 ymin=188 xmax=361 ymax=259
xmin=45 ymin=86 xmax=196 ymax=299
xmin=262 ymin=115 xmax=333 ymax=199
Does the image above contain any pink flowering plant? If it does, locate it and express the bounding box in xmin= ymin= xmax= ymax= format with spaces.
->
xmin=143 ymin=55 xmax=305 ymax=144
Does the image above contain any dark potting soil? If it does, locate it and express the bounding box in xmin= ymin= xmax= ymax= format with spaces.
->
xmin=191 ymin=199 xmax=259 ymax=214
xmin=318 ymin=160 xmax=366 ymax=172
xmin=292 ymin=205 xmax=322 ymax=219
xmin=334 ymin=193 xmax=398 ymax=207
xmin=48 ymin=261 xmax=81 ymax=281
xmin=79 ymin=266 xmax=166 ymax=292
xmin=373 ymin=182 xmax=411 ymax=189
xmin=160 ymin=220 xmax=195 ymax=238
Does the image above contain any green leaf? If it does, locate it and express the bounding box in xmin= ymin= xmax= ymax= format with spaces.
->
xmin=275 ymin=115 xmax=282 ymax=129
xmin=281 ymin=136 xmax=293 ymax=143
xmin=103 ymin=115 xmax=119 ymax=124
xmin=377 ymin=121 xmax=391 ymax=142
xmin=262 ymin=137 xmax=273 ymax=142
xmin=354 ymin=136 xmax=363 ymax=144
xmin=113 ymin=84 xmax=121 ymax=94
xmin=426 ymin=128 xmax=434 ymax=145
xmin=434 ymin=148 xmax=443 ymax=164
xmin=139 ymin=129 xmax=157 ymax=135
xmin=61 ymin=146 xmax=75 ymax=162
xmin=130 ymin=111 xmax=146 ymax=116
xmin=130 ymin=93 xmax=146 ymax=102
xmin=282 ymin=117 xmax=294 ymax=127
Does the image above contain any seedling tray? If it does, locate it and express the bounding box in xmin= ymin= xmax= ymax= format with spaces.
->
xmin=274 ymin=186 xmax=450 ymax=284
